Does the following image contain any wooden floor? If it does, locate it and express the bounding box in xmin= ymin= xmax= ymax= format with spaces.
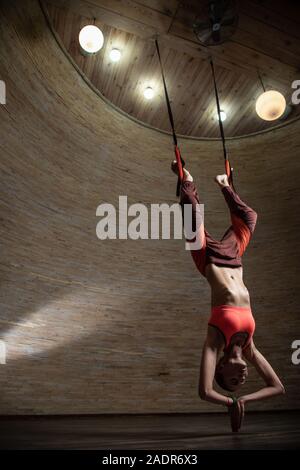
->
xmin=0 ymin=411 xmax=299 ymax=450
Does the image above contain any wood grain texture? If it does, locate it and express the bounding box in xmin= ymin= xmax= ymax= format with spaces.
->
xmin=0 ymin=0 xmax=299 ymax=415
xmin=43 ymin=0 xmax=300 ymax=138
xmin=1 ymin=411 xmax=300 ymax=449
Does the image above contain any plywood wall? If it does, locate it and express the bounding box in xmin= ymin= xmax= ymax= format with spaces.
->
xmin=0 ymin=0 xmax=299 ymax=414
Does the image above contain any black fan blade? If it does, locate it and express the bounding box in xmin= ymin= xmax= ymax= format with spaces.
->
xmin=212 ymin=28 xmax=221 ymax=43
xmin=209 ymin=0 xmax=226 ymax=22
xmin=221 ymin=17 xmax=236 ymax=26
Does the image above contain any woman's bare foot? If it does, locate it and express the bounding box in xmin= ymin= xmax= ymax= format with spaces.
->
xmin=171 ymin=160 xmax=193 ymax=182
xmin=215 ymin=174 xmax=230 ymax=188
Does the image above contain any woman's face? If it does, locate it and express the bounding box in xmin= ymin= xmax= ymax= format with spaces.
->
xmin=217 ymin=356 xmax=248 ymax=391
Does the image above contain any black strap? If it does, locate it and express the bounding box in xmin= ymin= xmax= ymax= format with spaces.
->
xmin=210 ymin=58 xmax=227 ymax=162
xmin=155 ymin=40 xmax=185 ymax=196
xmin=210 ymin=58 xmax=234 ymax=188
xmin=155 ymin=40 xmax=178 ymax=147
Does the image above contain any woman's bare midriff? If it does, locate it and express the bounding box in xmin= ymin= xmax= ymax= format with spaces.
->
xmin=205 ymin=263 xmax=251 ymax=308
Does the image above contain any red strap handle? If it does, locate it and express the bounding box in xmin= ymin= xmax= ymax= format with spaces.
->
xmin=175 ymin=145 xmax=184 ymax=182
xmin=225 ymin=159 xmax=235 ymax=190
xmin=225 ymin=159 xmax=231 ymax=179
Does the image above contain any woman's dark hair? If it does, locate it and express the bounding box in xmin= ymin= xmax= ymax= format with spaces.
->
xmin=215 ymin=370 xmax=233 ymax=392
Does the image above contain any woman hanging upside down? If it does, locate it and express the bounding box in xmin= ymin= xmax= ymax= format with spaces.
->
xmin=171 ymin=161 xmax=285 ymax=432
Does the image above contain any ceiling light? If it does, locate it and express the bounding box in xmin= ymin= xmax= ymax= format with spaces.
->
xmin=110 ymin=48 xmax=121 ymax=62
xmin=218 ymin=110 xmax=227 ymax=122
xmin=255 ymin=90 xmax=286 ymax=121
xmin=79 ymin=25 xmax=104 ymax=55
xmin=144 ymin=87 xmax=154 ymax=100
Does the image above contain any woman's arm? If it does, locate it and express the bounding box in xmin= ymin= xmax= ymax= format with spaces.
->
xmin=199 ymin=329 xmax=233 ymax=407
xmin=241 ymin=341 xmax=285 ymax=404
xmin=200 ymin=328 xmax=244 ymax=432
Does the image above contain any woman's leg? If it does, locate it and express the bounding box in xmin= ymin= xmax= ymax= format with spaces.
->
xmin=216 ymin=175 xmax=257 ymax=256
xmin=179 ymin=171 xmax=208 ymax=274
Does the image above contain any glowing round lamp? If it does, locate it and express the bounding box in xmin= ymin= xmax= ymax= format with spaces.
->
xmin=218 ymin=110 xmax=227 ymax=122
xmin=110 ymin=48 xmax=121 ymax=62
xmin=255 ymin=90 xmax=286 ymax=121
xmin=144 ymin=87 xmax=154 ymax=100
xmin=79 ymin=25 xmax=104 ymax=55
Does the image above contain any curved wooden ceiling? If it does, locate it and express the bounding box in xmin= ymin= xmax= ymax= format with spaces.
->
xmin=44 ymin=0 xmax=300 ymax=138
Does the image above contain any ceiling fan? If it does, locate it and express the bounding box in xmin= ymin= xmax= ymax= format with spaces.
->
xmin=193 ymin=0 xmax=239 ymax=46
